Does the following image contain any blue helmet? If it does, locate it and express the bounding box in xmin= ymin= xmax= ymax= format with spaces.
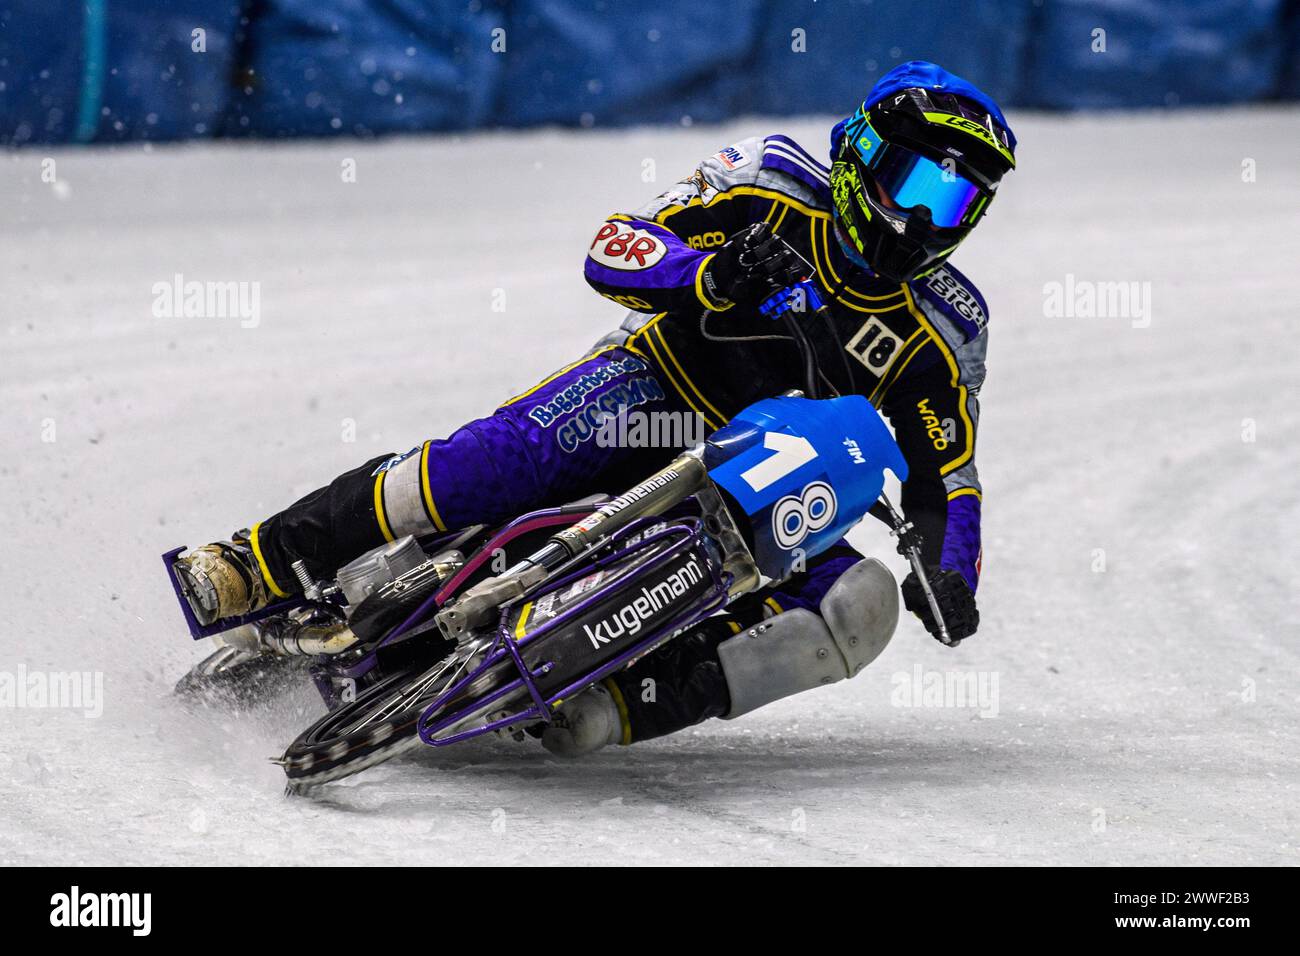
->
xmin=829 ymin=61 xmax=1017 ymax=282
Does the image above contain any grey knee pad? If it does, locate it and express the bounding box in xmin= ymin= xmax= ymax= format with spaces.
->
xmin=717 ymin=558 xmax=899 ymax=719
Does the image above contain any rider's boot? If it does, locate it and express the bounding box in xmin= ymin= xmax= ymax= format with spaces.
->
xmin=172 ymin=532 xmax=272 ymax=626
xmin=540 ymin=682 xmax=626 ymax=757
xmin=540 ymin=619 xmax=734 ymax=757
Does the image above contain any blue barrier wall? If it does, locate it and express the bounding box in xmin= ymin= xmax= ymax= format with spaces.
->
xmin=2 ymin=0 xmax=1298 ymax=144
xmin=233 ymin=0 xmax=504 ymax=137
xmin=749 ymin=0 xmax=1033 ymax=114
xmin=0 ymin=0 xmax=243 ymax=143
xmin=1020 ymin=0 xmax=1289 ymax=108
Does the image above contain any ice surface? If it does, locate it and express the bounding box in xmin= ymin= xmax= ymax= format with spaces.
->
xmin=1 ymin=108 xmax=1297 ymax=865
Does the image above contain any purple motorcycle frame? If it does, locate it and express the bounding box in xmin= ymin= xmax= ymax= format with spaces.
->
xmin=418 ymin=514 xmax=731 ymax=747
xmin=162 ymin=498 xmax=735 ymax=744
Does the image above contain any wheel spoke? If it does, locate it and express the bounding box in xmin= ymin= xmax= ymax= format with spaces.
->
xmin=351 ymin=641 xmax=483 ymax=732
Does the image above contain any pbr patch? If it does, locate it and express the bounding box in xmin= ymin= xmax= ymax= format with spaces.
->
xmin=588 ymin=223 xmax=669 ymax=271
xmin=714 ymin=144 xmax=751 ymax=170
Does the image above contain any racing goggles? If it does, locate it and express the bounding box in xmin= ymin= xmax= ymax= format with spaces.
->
xmin=851 ymin=119 xmax=989 ymax=229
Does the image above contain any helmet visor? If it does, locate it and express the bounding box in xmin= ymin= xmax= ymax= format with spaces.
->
xmin=852 ymin=120 xmax=988 ymax=229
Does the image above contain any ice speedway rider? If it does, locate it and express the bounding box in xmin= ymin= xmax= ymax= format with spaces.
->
xmin=174 ymin=61 xmax=1016 ymax=756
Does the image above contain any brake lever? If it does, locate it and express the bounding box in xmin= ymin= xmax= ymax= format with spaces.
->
xmin=879 ymin=493 xmax=958 ymax=647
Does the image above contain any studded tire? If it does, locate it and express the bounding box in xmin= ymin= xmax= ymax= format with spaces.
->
xmin=280 ymin=643 xmax=489 ymax=793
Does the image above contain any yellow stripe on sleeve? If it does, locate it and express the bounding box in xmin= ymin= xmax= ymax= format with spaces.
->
xmin=693 ymin=254 xmax=733 ymax=312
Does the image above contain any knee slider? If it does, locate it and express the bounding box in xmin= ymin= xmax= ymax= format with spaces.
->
xmin=717 ymin=558 xmax=899 ymax=719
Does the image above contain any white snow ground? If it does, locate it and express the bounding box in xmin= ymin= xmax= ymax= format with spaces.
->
xmin=1 ymin=109 xmax=1297 ymax=866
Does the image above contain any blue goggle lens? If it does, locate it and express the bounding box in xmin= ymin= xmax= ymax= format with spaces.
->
xmin=851 ymin=120 xmax=985 ymax=228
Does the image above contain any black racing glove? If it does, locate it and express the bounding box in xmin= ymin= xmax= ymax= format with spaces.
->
xmin=699 ymin=222 xmax=803 ymax=309
xmin=901 ymin=567 xmax=979 ymax=642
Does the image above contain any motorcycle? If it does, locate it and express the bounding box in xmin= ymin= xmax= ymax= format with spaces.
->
xmin=164 ymin=280 xmax=953 ymax=792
